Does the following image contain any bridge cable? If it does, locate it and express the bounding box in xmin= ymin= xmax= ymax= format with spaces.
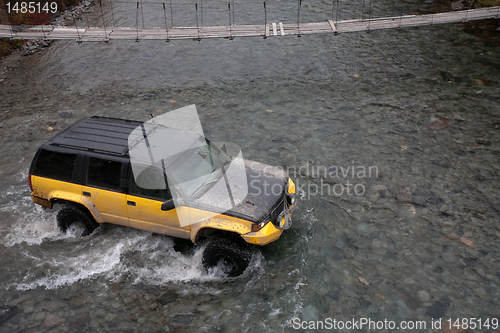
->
xmin=99 ymin=0 xmax=108 ymax=41
xmin=398 ymin=0 xmax=403 ymax=29
xmin=263 ymin=1 xmax=267 ymax=39
xmin=368 ymin=0 xmax=372 ymax=32
xmin=297 ymin=0 xmax=302 ymax=37
xmin=110 ymin=0 xmax=116 ymax=26
xmin=72 ymin=15 xmax=82 ymax=43
xmin=140 ymin=0 xmax=144 ymax=27
xmin=2 ymin=1 xmax=14 ymax=37
xmin=162 ymin=3 xmax=170 ymax=42
xmin=85 ymin=5 xmax=90 ymax=27
xmin=170 ymin=0 xmax=174 ymax=27
xmin=228 ymin=3 xmax=234 ymax=40
xmin=136 ymin=2 xmax=140 ymax=41
xmin=195 ymin=3 xmax=201 ymax=41
xmin=335 ymin=0 xmax=339 ymax=26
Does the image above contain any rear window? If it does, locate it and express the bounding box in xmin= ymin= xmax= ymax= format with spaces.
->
xmin=87 ymin=157 xmax=122 ymax=191
xmin=32 ymin=150 xmax=77 ymax=182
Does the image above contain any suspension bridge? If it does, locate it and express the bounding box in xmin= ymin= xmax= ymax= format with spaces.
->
xmin=0 ymin=4 xmax=499 ymax=41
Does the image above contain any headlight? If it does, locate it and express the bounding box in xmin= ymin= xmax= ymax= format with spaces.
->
xmin=252 ymin=221 xmax=268 ymax=232
xmin=286 ymin=193 xmax=296 ymax=206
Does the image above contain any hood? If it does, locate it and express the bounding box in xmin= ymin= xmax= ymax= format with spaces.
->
xmin=223 ymin=160 xmax=288 ymax=223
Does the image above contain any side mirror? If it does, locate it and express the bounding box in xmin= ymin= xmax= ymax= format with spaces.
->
xmin=161 ymin=200 xmax=176 ymax=211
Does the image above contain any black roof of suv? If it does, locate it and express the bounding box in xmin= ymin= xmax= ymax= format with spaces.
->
xmin=45 ymin=116 xmax=142 ymax=156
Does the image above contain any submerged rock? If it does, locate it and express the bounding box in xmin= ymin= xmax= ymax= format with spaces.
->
xmin=42 ymin=314 xmax=66 ymax=329
xmin=69 ymin=312 xmax=91 ymax=328
xmin=441 ymin=71 xmax=454 ymax=82
xmin=416 ymin=290 xmax=430 ymax=302
xmin=425 ymin=297 xmax=451 ymax=318
xmin=0 ymin=305 xmax=18 ymax=325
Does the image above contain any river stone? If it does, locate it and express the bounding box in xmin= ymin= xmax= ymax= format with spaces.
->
xmin=35 ymin=311 xmax=47 ymax=321
xmin=441 ymin=71 xmax=454 ymax=82
xmin=159 ymin=292 xmax=178 ymax=305
xmin=404 ymin=277 xmax=416 ymax=285
xmin=356 ymin=223 xmax=370 ymax=235
xmin=416 ymin=290 xmax=430 ymax=302
xmin=425 ymin=297 xmax=450 ymax=318
xmin=370 ymin=191 xmax=380 ymax=202
xmin=397 ymin=191 xmax=412 ymax=203
xmin=170 ymin=314 xmax=192 ymax=326
xmin=123 ymin=297 xmax=134 ymax=305
xmin=371 ymin=185 xmax=388 ymax=192
xmin=42 ymin=314 xmax=65 ymax=328
xmin=70 ymin=297 xmax=85 ymax=308
xmin=69 ymin=312 xmax=91 ymax=328
xmin=333 ymin=237 xmax=345 ymax=250
xmin=0 ymin=305 xmax=18 ymax=325
xmin=142 ymin=93 xmax=157 ymax=100
xmin=8 ymin=294 xmax=31 ymax=306
xmin=105 ymin=313 xmax=117 ymax=321
xmin=302 ymin=304 xmax=319 ymax=321
xmin=442 ymin=252 xmax=457 ymax=263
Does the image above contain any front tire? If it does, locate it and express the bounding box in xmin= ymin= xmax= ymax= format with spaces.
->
xmin=57 ymin=205 xmax=99 ymax=237
xmin=202 ymin=237 xmax=252 ymax=277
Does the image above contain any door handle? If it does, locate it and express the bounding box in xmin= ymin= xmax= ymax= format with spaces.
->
xmin=127 ymin=201 xmax=136 ymax=206
xmin=83 ymin=191 xmax=91 ymax=197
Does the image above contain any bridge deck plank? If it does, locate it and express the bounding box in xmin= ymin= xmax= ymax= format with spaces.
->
xmin=0 ymin=6 xmax=498 ymax=40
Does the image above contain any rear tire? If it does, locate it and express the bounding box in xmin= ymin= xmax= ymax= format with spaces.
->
xmin=57 ymin=205 xmax=99 ymax=237
xmin=202 ymin=237 xmax=252 ymax=277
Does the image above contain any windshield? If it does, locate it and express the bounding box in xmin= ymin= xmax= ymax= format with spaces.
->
xmin=167 ymin=139 xmax=228 ymax=198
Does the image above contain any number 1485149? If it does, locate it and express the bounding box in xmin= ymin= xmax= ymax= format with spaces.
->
xmin=6 ymin=2 xmax=58 ymax=14
xmin=447 ymin=318 xmax=499 ymax=330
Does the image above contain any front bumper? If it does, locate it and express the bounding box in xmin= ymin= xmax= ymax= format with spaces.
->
xmin=241 ymin=221 xmax=284 ymax=245
xmin=242 ymin=178 xmax=297 ymax=245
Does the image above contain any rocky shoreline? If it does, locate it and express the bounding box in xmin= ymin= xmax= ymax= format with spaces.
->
xmin=11 ymin=0 xmax=95 ymax=57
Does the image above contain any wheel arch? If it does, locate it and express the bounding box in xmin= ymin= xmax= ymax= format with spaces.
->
xmin=189 ymin=216 xmax=253 ymax=243
xmin=52 ymin=198 xmax=102 ymax=224
xmin=191 ymin=227 xmax=244 ymax=244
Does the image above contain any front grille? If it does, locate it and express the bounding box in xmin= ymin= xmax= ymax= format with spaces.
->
xmin=269 ymin=193 xmax=287 ymax=227
xmin=257 ymin=179 xmax=289 ymax=226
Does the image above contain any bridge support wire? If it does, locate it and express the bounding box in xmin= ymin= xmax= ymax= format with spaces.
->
xmin=135 ymin=2 xmax=140 ymax=42
xmin=297 ymin=0 xmax=302 ymax=37
xmin=2 ymin=5 xmax=500 ymax=41
xmin=98 ymin=0 xmax=109 ymax=41
xmin=163 ymin=3 xmax=170 ymax=42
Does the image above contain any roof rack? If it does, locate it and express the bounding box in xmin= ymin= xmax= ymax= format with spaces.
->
xmin=45 ymin=116 xmax=144 ymax=156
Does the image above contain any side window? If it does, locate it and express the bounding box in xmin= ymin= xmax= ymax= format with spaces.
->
xmin=33 ymin=150 xmax=77 ymax=182
xmin=130 ymin=167 xmax=173 ymax=201
xmin=87 ymin=157 xmax=122 ymax=191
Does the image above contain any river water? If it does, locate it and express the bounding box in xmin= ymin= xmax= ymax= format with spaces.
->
xmin=0 ymin=0 xmax=499 ymax=332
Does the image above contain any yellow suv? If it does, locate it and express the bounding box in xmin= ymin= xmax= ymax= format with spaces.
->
xmin=29 ymin=116 xmax=296 ymax=276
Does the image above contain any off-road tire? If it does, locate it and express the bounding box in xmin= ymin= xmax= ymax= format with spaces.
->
xmin=202 ymin=237 xmax=252 ymax=277
xmin=57 ymin=205 xmax=99 ymax=236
